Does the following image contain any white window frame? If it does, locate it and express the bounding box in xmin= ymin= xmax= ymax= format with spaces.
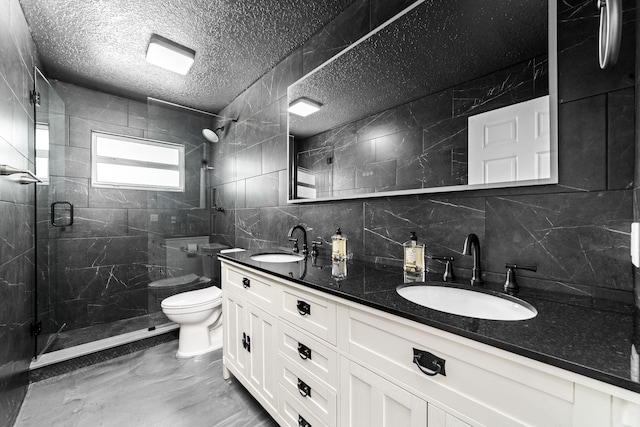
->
xmin=91 ymin=131 xmax=185 ymax=192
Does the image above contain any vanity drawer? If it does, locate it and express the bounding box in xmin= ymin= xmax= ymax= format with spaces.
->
xmin=279 ymin=385 xmax=329 ymax=427
xmin=342 ymin=306 xmax=575 ymax=427
xmin=278 ymin=320 xmax=338 ymax=389
xmin=279 ymin=285 xmax=337 ymax=345
xmin=278 ymin=354 xmax=337 ymax=426
xmin=223 ymin=264 xmax=275 ymax=309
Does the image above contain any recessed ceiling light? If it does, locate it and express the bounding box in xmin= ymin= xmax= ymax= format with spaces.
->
xmin=146 ymin=34 xmax=195 ymax=75
xmin=288 ymin=98 xmax=322 ymax=117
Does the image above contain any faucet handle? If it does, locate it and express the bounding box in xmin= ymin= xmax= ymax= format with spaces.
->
xmin=311 ymin=238 xmax=322 ymax=258
xmin=289 ymin=237 xmax=299 ymax=253
xmin=504 ymin=264 xmax=537 ymax=293
xmin=429 ymin=255 xmax=455 ymax=282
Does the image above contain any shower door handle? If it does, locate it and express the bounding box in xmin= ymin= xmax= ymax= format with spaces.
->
xmin=51 ymin=201 xmax=74 ymax=227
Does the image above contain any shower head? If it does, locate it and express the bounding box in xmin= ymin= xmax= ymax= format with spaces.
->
xmin=202 ymin=126 xmax=224 ymax=143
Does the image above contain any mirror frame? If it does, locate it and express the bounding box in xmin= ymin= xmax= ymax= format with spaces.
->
xmin=287 ymin=0 xmax=557 ymax=203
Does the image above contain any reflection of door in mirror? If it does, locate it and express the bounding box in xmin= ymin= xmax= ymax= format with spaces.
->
xmin=468 ymin=95 xmax=550 ymax=185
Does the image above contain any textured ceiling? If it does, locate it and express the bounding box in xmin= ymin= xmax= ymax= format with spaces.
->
xmin=18 ymin=0 xmax=357 ymax=112
xmin=289 ymin=0 xmax=548 ymax=138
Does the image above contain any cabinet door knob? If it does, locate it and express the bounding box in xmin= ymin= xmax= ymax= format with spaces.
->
xmin=412 ymin=348 xmax=446 ymax=377
xmin=242 ymin=277 xmax=250 ymax=288
xmin=296 ymin=300 xmax=311 ymax=316
xmin=297 ymin=342 xmax=312 ymax=360
xmin=298 ymin=414 xmax=311 ymax=427
xmin=297 ymin=378 xmax=312 ymax=398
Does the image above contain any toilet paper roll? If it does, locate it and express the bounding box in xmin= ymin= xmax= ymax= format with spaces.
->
xmin=186 ymin=244 xmax=198 ymax=257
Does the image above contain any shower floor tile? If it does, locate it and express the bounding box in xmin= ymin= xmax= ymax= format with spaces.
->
xmin=16 ymin=341 xmax=278 ymax=427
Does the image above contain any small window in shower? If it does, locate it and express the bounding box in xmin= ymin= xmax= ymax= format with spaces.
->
xmin=91 ymin=131 xmax=185 ymax=191
xmin=35 ymin=123 xmax=50 ymax=184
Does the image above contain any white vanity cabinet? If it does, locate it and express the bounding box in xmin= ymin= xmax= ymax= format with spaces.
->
xmin=221 ymin=260 xmax=640 ymax=427
xmin=222 ymin=263 xmax=278 ymax=415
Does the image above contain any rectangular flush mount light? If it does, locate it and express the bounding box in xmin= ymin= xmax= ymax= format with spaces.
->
xmin=288 ymin=98 xmax=322 ymax=117
xmin=146 ymin=34 xmax=195 ymax=75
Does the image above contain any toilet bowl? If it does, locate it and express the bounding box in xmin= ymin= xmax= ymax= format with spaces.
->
xmin=161 ymin=286 xmax=223 ymax=358
xmin=158 ymin=247 xmax=245 ymax=358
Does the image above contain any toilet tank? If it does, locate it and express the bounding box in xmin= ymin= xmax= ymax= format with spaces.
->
xmin=164 ymin=236 xmax=210 ymax=278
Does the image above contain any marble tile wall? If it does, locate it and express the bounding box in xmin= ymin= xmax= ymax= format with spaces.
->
xmin=212 ymin=0 xmax=638 ymax=304
xmin=37 ymin=81 xmax=212 ymax=333
xmin=0 ymin=0 xmax=39 ymax=424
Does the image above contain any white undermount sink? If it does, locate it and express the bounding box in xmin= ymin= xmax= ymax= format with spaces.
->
xmin=396 ymin=284 xmax=537 ymax=321
xmin=250 ymin=253 xmax=305 ymax=263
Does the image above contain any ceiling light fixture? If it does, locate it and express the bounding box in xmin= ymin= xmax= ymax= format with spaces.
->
xmin=146 ymin=34 xmax=195 ymax=75
xmin=288 ymin=98 xmax=322 ymax=117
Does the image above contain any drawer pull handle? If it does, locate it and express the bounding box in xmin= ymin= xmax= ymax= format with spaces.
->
xmin=242 ymin=333 xmax=251 ymax=352
xmin=297 ymin=300 xmax=311 ymax=316
xmin=298 ymin=343 xmax=312 ymax=360
xmin=413 ymin=348 xmax=446 ymax=377
xmin=242 ymin=277 xmax=251 ymax=288
xmin=297 ymin=378 xmax=312 ymax=398
xmin=298 ymin=415 xmax=311 ymax=427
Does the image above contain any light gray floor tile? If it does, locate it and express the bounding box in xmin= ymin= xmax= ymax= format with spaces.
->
xmin=16 ymin=342 xmax=278 ymax=427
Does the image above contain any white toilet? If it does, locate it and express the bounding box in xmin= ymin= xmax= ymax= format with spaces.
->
xmin=160 ymin=246 xmax=244 ymax=358
xmin=161 ymin=286 xmax=223 ymax=358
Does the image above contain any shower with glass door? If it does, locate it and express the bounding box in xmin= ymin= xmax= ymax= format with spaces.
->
xmin=33 ymin=68 xmax=217 ymax=359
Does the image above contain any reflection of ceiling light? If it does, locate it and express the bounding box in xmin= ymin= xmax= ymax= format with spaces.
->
xmin=146 ymin=34 xmax=195 ymax=75
xmin=288 ymin=98 xmax=322 ymax=117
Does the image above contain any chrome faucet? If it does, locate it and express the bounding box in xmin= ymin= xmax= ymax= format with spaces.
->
xmin=288 ymin=224 xmax=308 ymax=255
xmin=462 ymin=233 xmax=483 ymax=286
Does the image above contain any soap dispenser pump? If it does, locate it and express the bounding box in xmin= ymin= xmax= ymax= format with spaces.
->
xmin=331 ymin=228 xmax=347 ymax=261
xmin=403 ymin=231 xmax=425 ymax=274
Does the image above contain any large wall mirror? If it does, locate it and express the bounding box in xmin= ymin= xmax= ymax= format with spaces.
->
xmin=287 ymin=0 xmax=557 ymax=202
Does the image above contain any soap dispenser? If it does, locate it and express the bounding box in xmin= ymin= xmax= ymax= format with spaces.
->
xmin=403 ymin=232 xmax=425 ymax=274
xmin=331 ymin=228 xmax=347 ymax=261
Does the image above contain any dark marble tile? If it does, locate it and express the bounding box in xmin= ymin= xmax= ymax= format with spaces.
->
xmin=407 ymin=89 xmax=454 ymax=129
xmin=261 ymin=47 xmax=303 ymax=107
xmin=364 ymin=196 xmax=486 ymax=268
xmin=235 ymin=208 xmax=263 ymax=245
xmin=303 ymin=0 xmax=370 ymax=75
xmin=558 ymin=0 xmax=635 ymax=104
xmin=127 ymin=99 xmax=147 ymax=130
xmin=333 ymin=167 xmax=355 ymax=191
xmin=236 ymin=144 xmax=262 ymax=181
xmin=452 ymin=59 xmax=536 ymax=117
xmin=355 ymin=159 xmax=396 ymax=190
xmin=245 ymin=172 xmax=279 ymax=208
xmin=356 ymin=109 xmax=400 ymax=142
xmin=236 ymin=101 xmax=281 ymax=151
xmin=299 ymin=201 xmax=365 ymax=257
xmin=485 ymin=191 xmax=633 ymax=292
xmin=558 ymin=95 xmax=607 ymax=191
xmin=211 ymin=154 xmax=236 ymax=186
xmin=261 ymin=133 xmax=288 ymax=174
xmin=49 ymin=208 xmax=128 ymax=238
xmin=259 ymin=206 xmax=301 ymax=244
xmin=607 ymin=87 xmax=635 ymax=190
xmin=49 ymin=145 xmax=91 ymax=178
xmin=49 ymin=176 xmax=89 ymax=208
xmin=374 ymin=129 xmax=422 ymax=163
xmin=52 ymin=81 xmax=129 ymax=126
xmin=278 ymin=169 xmax=288 ymax=206
xmin=334 ymin=135 xmax=375 ymax=170
xmin=235 ymin=180 xmax=246 ymax=209
xmin=88 ymin=186 xmax=155 ymax=209
xmin=55 ymin=262 xmax=150 ymax=302
xmin=69 ymin=115 xmax=144 ymax=149
xmin=186 ymin=209 xmax=210 ymax=236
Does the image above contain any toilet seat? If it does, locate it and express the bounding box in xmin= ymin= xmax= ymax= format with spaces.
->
xmin=161 ymin=286 xmax=222 ymax=310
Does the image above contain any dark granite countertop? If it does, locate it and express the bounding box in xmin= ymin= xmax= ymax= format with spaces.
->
xmin=219 ymin=250 xmax=640 ymax=395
